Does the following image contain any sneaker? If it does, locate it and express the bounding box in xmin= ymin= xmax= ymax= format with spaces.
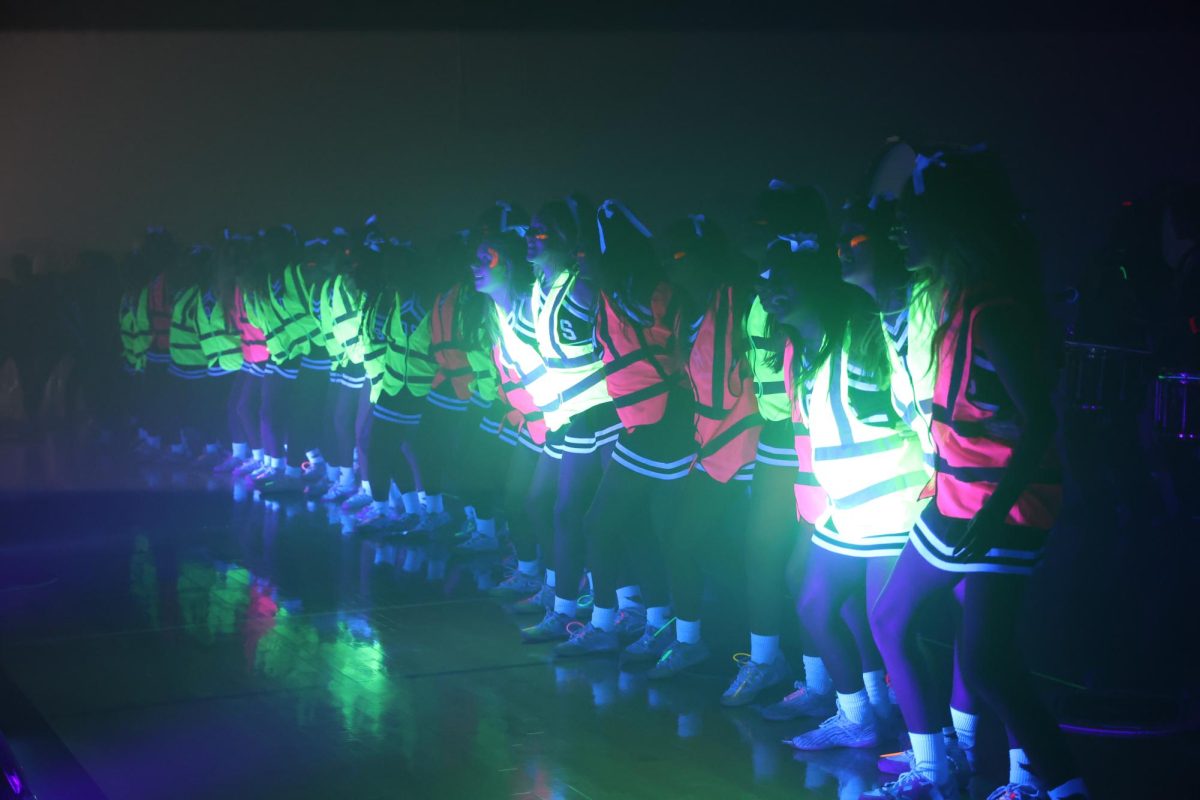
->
xmin=554 ymin=622 xmax=619 ymax=658
xmin=860 ymin=769 xmax=960 ymax=799
xmin=646 ymin=639 xmax=711 ymax=679
xmin=721 ymin=653 xmax=790 ymax=707
xmin=304 ymin=474 xmax=331 ymax=496
xmin=455 ymin=533 xmax=500 ymax=553
xmin=212 ymin=454 xmax=245 ymax=474
xmin=354 ymin=503 xmax=396 ymax=530
xmin=878 ymin=737 xmax=975 ymax=789
xmin=612 ymin=607 xmax=647 ymax=643
xmin=783 ymin=701 xmax=878 ymax=750
xmin=259 ymin=472 xmax=304 ymax=495
xmin=321 ymin=481 xmax=358 ymax=503
xmin=510 ymin=583 xmax=555 ymax=615
xmin=231 ymin=458 xmax=263 ymax=477
xmin=488 ymin=569 xmax=543 ymax=600
xmin=340 ymin=490 xmax=373 ymax=513
xmin=389 ymin=512 xmax=423 ymax=534
xmin=300 ymin=464 xmax=327 ymax=486
xmin=521 ymin=610 xmax=574 ymax=643
xmin=623 ymin=618 xmax=675 ymax=662
xmin=453 ymin=515 xmax=477 ymax=542
xmin=406 ymin=510 xmax=453 ymax=537
xmin=761 ymin=681 xmax=837 ymax=721
xmin=984 ymin=785 xmax=1043 ymax=800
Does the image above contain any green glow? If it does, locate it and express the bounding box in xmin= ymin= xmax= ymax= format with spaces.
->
xmin=1119 ymin=265 xmax=1128 ymax=280
xmin=128 ymin=535 xmax=160 ymax=628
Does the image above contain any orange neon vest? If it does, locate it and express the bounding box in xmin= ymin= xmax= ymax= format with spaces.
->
xmin=429 ymin=285 xmax=475 ymax=400
xmin=783 ymin=338 xmax=831 ymax=524
xmin=493 ymin=345 xmax=549 ymax=445
xmin=596 ymin=283 xmax=683 ymax=432
xmin=928 ymin=297 xmax=1061 ymax=528
xmin=686 ymin=286 xmax=762 ymax=483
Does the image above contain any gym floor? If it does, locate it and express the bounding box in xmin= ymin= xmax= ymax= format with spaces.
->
xmin=0 ymin=438 xmax=1193 ymax=800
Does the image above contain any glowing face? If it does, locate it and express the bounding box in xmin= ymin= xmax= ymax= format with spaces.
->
xmin=837 ymin=225 xmax=875 ymax=287
xmin=471 ymin=243 xmax=504 ymax=295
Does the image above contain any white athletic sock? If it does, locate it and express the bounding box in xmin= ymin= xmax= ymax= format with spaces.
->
xmin=909 ymin=732 xmax=949 ymax=785
xmin=463 ymin=505 xmax=477 ymax=522
xmin=325 ymin=462 xmax=339 ymax=481
xmin=675 ymin=618 xmax=701 ymax=645
xmin=360 ymin=479 xmax=371 ymax=495
xmin=950 ymin=706 xmax=979 ymax=751
xmin=372 ymin=500 xmax=387 ymax=513
xmin=837 ymin=689 xmax=871 ymax=725
xmin=517 ymin=559 xmax=539 ymax=577
xmin=271 ymin=456 xmax=284 ymax=469
xmin=863 ymin=670 xmax=889 ymax=706
xmin=284 ymin=465 xmax=302 ymax=478
xmin=1047 ymin=778 xmax=1089 ymax=799
xmin=615 ymin=585 xmax=642 ymax=611
xmin=205 ymin=442 xmax=222 ymax=454
xmin=545 ymin=569 xmax=557 ymax=588
xmin=750 ymin=633 xmax=780 ymax=665
xmin=646 ymin=605 xmax=671 ymax=629
xmin=401 ymin=491 xmax=421 ymax=514
xmin=1010 ymin=748 xmax=1041 ymax=789
xmin=476 ymin=518 xmax=497 ymax=539
xmin=553 ymin=595 xmax=577 ymax=617
xmin=803 ymin=655 xmax=833 ymax=694
xmin=232 ymin=442 xmax=249 ymax=458
xmin=426 ymin=493 xmax=444 ymax=513
xmin=591 ymin=605 xmax=617 ymax=631
xmin=251 ymin=447 xmax=264 ymax=462
xmin=306 ymin=448 xmax=323 ymax=464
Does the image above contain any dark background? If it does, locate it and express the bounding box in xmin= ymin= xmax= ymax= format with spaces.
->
xmin=2 ymin=25 xmax=1199 ymax=290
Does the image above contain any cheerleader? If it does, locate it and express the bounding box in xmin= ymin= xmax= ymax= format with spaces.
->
xmin=731 ymin=181 xmax=836 ymax=708
xmin=520 ymin=196 xmax=623 ymax=643
xmin=117 ymin=249 xmax=152 ymax=450
xmin=163 ymin=244 xmax=211 ymax=460
xmin=477 ymin=222 xmax=562 ymax=602
xmin=757 ymin=232 xmax=926 ymax=754
xmin=453 ymin=201 xmax=533 ymax=554
xmin=553 ymin=200 xmax=688 ymax=658
xmin=223 ymin=233 xmax=271 ymax=477
xmin=355 ymin=233 xmax=436 ymax=531
xmin=312 ymin=228 xmax=370 ymax=502
xmin=192 ymin=242 xmax=244 ymax=469
xmin=137 ymin=227 xmax=180 ymax=458
xmin=645 ymin=215 xmax=763 ymax=678
xmin=866 ymin=147 xmax=1089 ymax=800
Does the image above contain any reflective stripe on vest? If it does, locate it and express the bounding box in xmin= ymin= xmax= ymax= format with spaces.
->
xmin=745 ymin=297 xmax=792 ymax=423
xmin=496 ymin=296 xmax=562 ymax=430
xmin=531 ymin=270 xmax=611 ymax=428
xmin=796 ymin=331 xmax=928 ymax=538
xmin=687 ymin=286 xmax=761 ymax=483
xmin=596 ymin=284 xmax=681 ymax=431
xmin=930 ymin=298 xmax=1061 ymax=528
xmin=195 ymin=295 xmax=244 ymax=372
xmin=168 ymin=286 xmax=208 ymax=367
xmin=258 ymin=264 xmax=318 ymax=364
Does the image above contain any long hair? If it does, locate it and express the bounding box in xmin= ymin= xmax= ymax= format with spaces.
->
xmin=458 ymin=228 xmax=532 ymax=351
xmin=901 ymin=146 xmax=1049 ymax=363
xmin=762 ymin=242 xmax=891 ymax=387
xmin=595 ymin=199 xmax=661 ymax=314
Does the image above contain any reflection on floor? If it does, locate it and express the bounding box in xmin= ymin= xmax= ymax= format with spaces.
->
xmin=0 ymin=443 xmax=1195 ymax=799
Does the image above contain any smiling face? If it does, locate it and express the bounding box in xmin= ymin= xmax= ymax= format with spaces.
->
xmin=470 ymin=242 xmax=506 ymax=296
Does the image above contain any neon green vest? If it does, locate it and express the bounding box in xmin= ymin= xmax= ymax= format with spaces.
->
xmin=196 ymin=293 xmax=244 ymax=372
xmin=746 ymin=296 xmax=791 ymax=423
xmin=119 ymin=286 xmax=151 ymax=371
xmin=797 ymin=330 xmax=929 ymax=538
xmin=168 ymin=287 xmax=207 ymax=368
xmin=530 ymin=270 xmax=610 ymax=430
xmin=329 ymin=277 xmax=365 ymax=367
xmin=467 ymin=346 xmax=500 ymax=403
xmin=257 ymin=264 xmax=319 ymax=364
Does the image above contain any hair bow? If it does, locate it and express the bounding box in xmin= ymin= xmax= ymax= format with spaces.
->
xmin=597 ymin=199 xmax=652 ymax=254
